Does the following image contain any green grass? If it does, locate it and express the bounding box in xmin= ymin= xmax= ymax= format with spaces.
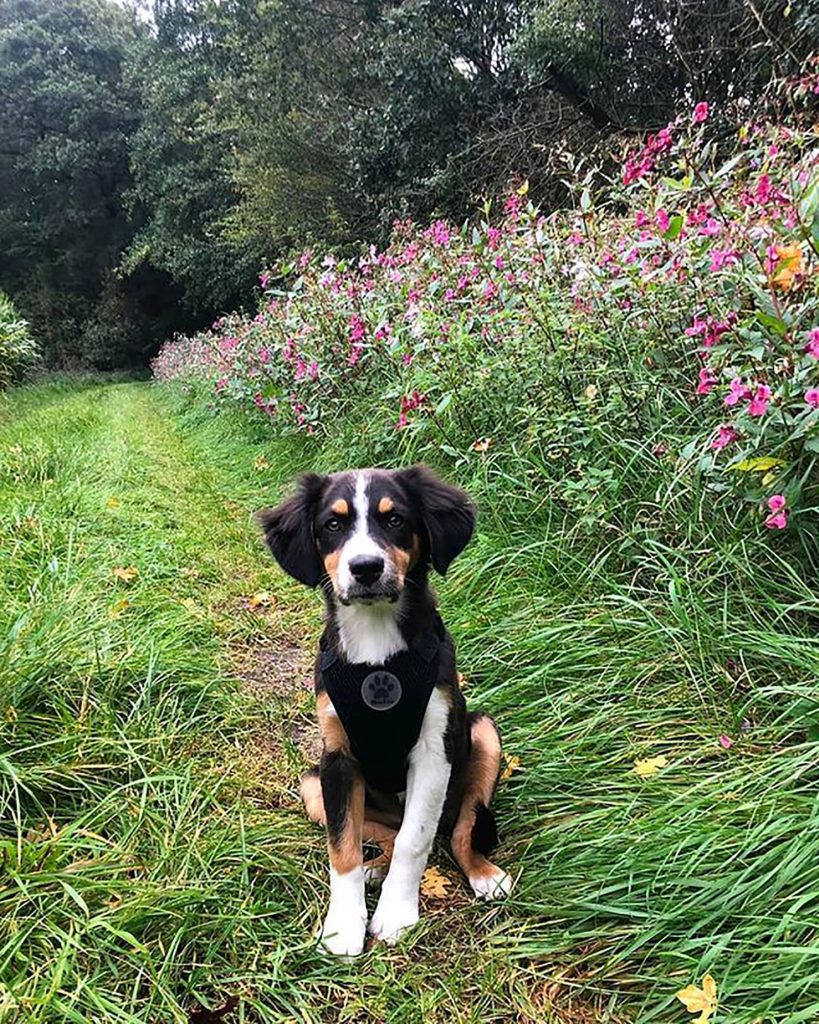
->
xmin=2 ymin=378 xmax=819 ymax=1023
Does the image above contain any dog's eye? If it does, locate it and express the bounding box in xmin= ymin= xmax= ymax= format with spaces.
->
xmin=386 ymin=513 xmax=404 ymax=528
xmin=324 ymin=517 xmax=343 ymax=532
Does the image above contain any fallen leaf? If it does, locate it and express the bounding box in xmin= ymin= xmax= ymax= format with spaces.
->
xmin=633 ymin=755 xmax=668 ymax=777
xmin=4 ymin=706 xmax=17 ymax=723
xmin=516 ymin=179 xmax=530 ymax=196
xmin=180 ymin=597 xmax=198 ymax=611
xmin=501 ymin=754 xmax=521 ymax=781
xmin=106 ymin=496 xmax=121 ymax=509
xmin=472 ymin=437 xmax=492 ymax=452
xmin=112 ymin=566 xmax=138 ymax=584
xmin=584 ymin=384 xmax=598 ymax=400
xmin=247 ymin=591 xmax=273 ymax=610
xmin=254 ymin=454 xmax=270 ymax=470
xmin=420 ymin=865 xmax=452 ymax=899
xmin=676 ymin=973 xmax=717 ymax=1023
xmin=109 ymin=599 xmax=131 ymax=619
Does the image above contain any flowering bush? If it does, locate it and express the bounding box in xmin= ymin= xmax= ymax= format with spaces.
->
xmin=153 ymin=65 xmax=818 ymax=535
xmin=0 ymin=292 xmax=39 ymax=388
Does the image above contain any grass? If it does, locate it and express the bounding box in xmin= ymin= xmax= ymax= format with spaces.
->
xmin=2 ymin=377 xmax=819 ymax=1023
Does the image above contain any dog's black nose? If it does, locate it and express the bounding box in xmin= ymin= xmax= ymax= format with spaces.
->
xmin=349 ymin=554 xmax=384 ymax=585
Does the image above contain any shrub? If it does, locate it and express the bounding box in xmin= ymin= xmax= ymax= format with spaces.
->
xmin=0 ymin=292 xmax=40 ymax=388
xmin=153 ymin=64 xmax=818 ymax=538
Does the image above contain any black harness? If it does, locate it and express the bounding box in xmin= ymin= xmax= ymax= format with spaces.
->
xmin=319 ymin=623 xmax=442 ymax=793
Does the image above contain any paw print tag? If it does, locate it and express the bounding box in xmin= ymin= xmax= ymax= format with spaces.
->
xmin=361 ymin=670 xmax=402 ymax=710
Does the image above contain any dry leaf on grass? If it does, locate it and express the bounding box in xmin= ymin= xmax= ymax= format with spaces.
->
xmin=420 ymin=865 xmax=452 ymax=899
xmin=472 ymin=437 xmax=492 ymax=452
xmin=254 ymin=454 xmax=269 ymax=470
xmin=180 ymin=597 xmax=198 ymax=612
xmin=501 ymin=754 xmax=521 ymax=781
xmin=105 ymin=496 xmax=120 ymax=509
xmin=247 ymin=591 xmax=274 ymax=610
xmin=112 ymin=566 xmax=138 ymax=583
xmin=676 ymin=973 xmax=717 ymax=1023
xmin=633 ymin=755 xmax=668 ymax=777
xmin=109 ymin=599 xmax=131 ymax=619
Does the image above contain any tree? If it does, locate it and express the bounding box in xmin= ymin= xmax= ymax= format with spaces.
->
xmin=0 ymin=0 xmax=148 ymax=364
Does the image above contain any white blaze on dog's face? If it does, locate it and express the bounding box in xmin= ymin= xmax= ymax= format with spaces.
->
xmin=258 ymin=464 xmax=476 ymax=604
xmin=319 ymin=471 xmax=421 ymax=605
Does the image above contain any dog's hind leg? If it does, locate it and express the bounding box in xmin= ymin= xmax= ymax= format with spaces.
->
xmin=300 ymin=767 xmax=325 ymax=823
xmin=450 ymin=712 xmax=513 ymax=900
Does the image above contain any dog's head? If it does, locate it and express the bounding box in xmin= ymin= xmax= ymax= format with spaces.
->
xmin=258 ymin=466 xmax=475 ymax=604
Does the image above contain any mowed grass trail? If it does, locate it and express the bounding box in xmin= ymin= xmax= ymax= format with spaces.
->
xmin=2 ymin=379 xmax=819 ymax=1023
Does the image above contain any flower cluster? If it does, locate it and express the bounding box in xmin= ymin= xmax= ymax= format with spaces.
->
xmin=153 ymin=71 xmax=818 ymax=533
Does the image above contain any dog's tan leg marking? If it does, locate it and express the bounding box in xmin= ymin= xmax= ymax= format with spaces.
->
xmin=316 ymin=691 xmax=349 ymax=753
xmin=301 ymin=769 xmax=397 ymax=885
xmin=450 ymin=715 xmax=513 ymax=900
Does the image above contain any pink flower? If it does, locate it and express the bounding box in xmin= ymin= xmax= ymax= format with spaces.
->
xmin=696 ymin=366 xmax=717 ymax=395
xmin=635 ymin=210 xmax=650 ymax=228
xmin=693 ymin=101 xmax=710 ymax=124
xmin=709 ymin=248 xmax=738 ymax=271
xmin=698 ymin=217 xmax=721 ymax=237
xmin=259 ymin=271 xmax=270 ymax=289
xmin=718 ymin=734 xmax=734 ymax=749
xmin=655 ymin=208 xmax=670 ymax=233
xmin=805 ymin=388 xmax=819 ymax=409
xmin=765 ymin=495 xmax=787 ymax=530
xmin=748 ymin=384 xmax=772 ymax=417
xmin=724 ymin=378 xmax=751 ymax=406
xmin=711 ymin=425 xmax=738 ymax=450
xmin=806 ymin=328 xmax=819 ymax=359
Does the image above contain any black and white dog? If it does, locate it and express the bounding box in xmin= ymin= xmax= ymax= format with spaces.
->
xmin=259 ymin=465 xmax=511 ymax=956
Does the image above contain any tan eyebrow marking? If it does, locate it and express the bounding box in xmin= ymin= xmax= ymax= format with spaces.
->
xmin=378 ymin=496 xmax=394 ymax=514
xmin=331 ymin=499 xmax=349 ymax=516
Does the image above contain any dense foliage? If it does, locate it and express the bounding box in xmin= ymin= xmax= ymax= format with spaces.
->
xmin=0 ymin=0 xmax=813 ymax=368
xmin=0 ymin=291 xmax=39 ymax=387
xmin=154 ymin=71 xmax=819 ymax=539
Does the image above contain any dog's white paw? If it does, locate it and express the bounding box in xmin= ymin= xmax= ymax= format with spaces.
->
xmin=319 ymin=909 xmax=367 ymax=957
xmin=368 ymin=896 xmax=419 ymax=945
xmin=470 ymin=868 xmax=513 ymax=901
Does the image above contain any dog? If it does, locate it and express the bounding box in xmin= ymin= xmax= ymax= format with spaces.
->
xmin=259 ymin=465 xmax=511 ymax=955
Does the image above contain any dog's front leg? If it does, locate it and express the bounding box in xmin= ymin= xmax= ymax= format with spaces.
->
xmin=369 ymin=689 xmax=451 ymax=945
xmin=319 ymin=747 xmax=367 ymax=956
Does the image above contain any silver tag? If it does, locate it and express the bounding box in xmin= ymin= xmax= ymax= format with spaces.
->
xmin=361 ymin=670 xmax=402 ymax=711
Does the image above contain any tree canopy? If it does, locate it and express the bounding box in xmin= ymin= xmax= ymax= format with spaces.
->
xmin=0 ymin=0 xmax=813 ymax=368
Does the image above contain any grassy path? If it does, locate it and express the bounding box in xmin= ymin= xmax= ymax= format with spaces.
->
xmin=3 ymin=379 xmax=819 ymax=1023
xmin=0 ymin=381 xmax=529 ymax=1024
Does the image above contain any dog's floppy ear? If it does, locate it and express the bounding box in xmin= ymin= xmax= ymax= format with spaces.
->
xmin=257 ymin=472 xmax=327 ymax=587
xmin=398 ymin=464 xmax=476 ymax=575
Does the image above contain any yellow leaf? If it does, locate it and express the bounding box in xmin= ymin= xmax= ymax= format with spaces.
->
xmin=584 ymin=384 xmax=598 ymax=401
xmin=771 ymin=243 xmax=804 ymax=292
xmin=254 ymin=454 xmax=270 ymax=470
xmin=633 ymin=755 xmax=668 ymax=777
xmin=4 ymin=705 xmax=18 ymax=723
xmin=420 ymin=865 xmax=452 ymax=899
xmin=729 ymin=456 xmax=784 ymax=473
xmin=106 ymin=496 xmax=120 ymax=509
xmin=501 ymin=754 xmax=521 ymax=781
xmin=472 ymin=437 xmax=492 ymax=452
xmin=112 ymin=566 xmax=138 ymax=584
xmin=109 ymin=598 xmax=131 ymax=619
xmin=247 ymin=591 xmax=273 ymax=610
xmin=180 ymin=597 xmax=197 ymax=611
xmin=676 ymin=973 xmax=717 ymax=1023
xmin=516 ymin=179 xmax=530 ymax=196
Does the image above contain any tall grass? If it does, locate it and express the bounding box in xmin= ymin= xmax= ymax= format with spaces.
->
xmin=2 ymin=377 xmax=819 ymax=1022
